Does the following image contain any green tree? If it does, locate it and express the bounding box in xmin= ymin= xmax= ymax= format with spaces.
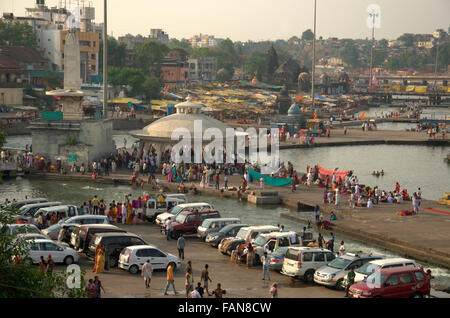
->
xmin=134 ymin=41 xmax=169 ymax=77
xmin=0 ymin=20 xmax=37 ymax=49
xmin=431 ymin=43 xmax=450 ymax=72
xmin=0 ymin=206 xmax=87 ymax=297
xmin=397 ymin=33 xmax=415 ymax=47
xmin=142 ymin=76 xmax=162 ymax=101
xmin=168 ymin=38 xmax=192 ymax=54
xmin=378 ymin=39 xmax=389 ymax=48
xmin=246 ymin=51 xmax=266 ymax=80
xmin=340 ymin=44 xmax=360 ymax=68
xmin=108 ymin=67 xmax=146 ymax=97
xmin=99 ymin=36 xmax=128 ymax=72
xmin=301 ymin=29 xmax=314 ymax=41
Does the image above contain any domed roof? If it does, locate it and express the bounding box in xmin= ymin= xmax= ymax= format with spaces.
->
xmin=287 ymin=102 xmax=301 ymax=116
xmin=130 ymin=97 xmax=233 ymax=141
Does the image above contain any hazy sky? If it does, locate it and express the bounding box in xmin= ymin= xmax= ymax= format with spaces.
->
xmin=2 ymin=0 xmax=449 ymax=41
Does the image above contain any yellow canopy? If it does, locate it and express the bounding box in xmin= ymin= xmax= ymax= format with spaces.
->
xmin=108 ymin=97 xmax=142 ymax=104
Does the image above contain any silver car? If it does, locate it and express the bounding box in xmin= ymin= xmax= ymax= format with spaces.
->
xmin=313 ymin=252 xmax=384 ymax=289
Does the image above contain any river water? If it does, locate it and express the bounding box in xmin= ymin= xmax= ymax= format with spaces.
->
xmin=0 ymin=177 xmax=449 ymax=289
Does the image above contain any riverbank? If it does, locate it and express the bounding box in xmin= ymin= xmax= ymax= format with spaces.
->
xmin=23 ymin=169 xmax=450 ymax=271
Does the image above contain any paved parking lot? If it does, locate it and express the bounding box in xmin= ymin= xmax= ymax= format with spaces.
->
xmin=59 ymin=223 xmax=344 ymax=298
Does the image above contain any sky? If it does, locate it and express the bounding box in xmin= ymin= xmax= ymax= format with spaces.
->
xmin=1 ymin=0 xmax=449 ymax=41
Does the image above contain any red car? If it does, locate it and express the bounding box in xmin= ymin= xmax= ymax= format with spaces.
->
xmin=170 ymin=209 xmax=220 ymax=239
xmin=349 ymin=266 xmax=430 ymax=298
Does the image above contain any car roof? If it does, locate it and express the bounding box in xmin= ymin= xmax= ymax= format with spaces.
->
xmin=93 ymin=232 xmax=140 ymax=238
xmin=368 ymin=258 xmax=415 ymax=266
xmin=68 ymin=215 xmax=107 ymax=220
xmin=204 ymin=217 xmax=240 ymax=222
xmin=79 ymin=224 xmax=119 ymax=230
xmin=180 ymin=209 xmax=218 ymax=214
xmin=17 ymin=233 xmax=47 ymax=237
xmin=37 ymin=205 xmax=75 ymax=211
xmin=227 ymin=223 xmax=249 ymax=228
xmin=9 ymin=223 xmax=39 ymax=228
xmin=20 ymin=202 xmax=62 ymax=209
xmin=176 ymin=202 xmax=211 ymax=207
xmin=379 ymin=266 xmax=423 ymax=274
xmin=32 ymin=239 xmax=60 ymax=243
xmin=260 ymin=231 xmax=296 ymax=237
xmin=14 ymin=198 xmax=48 ymax=204
xmin=288 ymin=246 xmax=331 ymax=252
xmin=124 ymin=244 xmax=158 ymax=250
xmin=248 ymin=225 xmax=279 ymax=230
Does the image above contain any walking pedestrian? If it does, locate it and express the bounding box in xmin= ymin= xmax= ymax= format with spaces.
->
xmin=46 ymin=254 xmax=54 ymax=275
xmin=85 ymin=279 xmax=97 ymax=298
xmin=163 ymin=263 xmax=178 ymax=296
xmin=177 ymin=234 xmax=185 ymax=260
xmin=201 ymin=264 xmax=213 ymax=296
xmin=142 ymin=260 xmax=153 ymax=289
xmin=165 ymin=217 xmax=172 ymax=240
xmin=261 ymin=252 xmax=270 ymax=281
xmin=94 ymin=276 xmax=105 ymax=298
xmin=329 ymin=233 xmax=335 ymax=252
xmin=339 ymin=241 xmax=346 ymax=256
xmin=247 ymin=242 xmax=254 ymax=267
xmin=185 ymin=267 xmax=194 ymax=297
xmin=38 ymin=256 xmax=46 ymax=274
xmin=224 ymin=174 xmax=228 ymax=189
xmin=345 ymin=268 xmax=355 ymax=297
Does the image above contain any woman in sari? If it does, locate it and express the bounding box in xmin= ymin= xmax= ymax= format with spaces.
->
xmin=95 ymin=248 xmax=105 ymax=274
xmin=92 ymin=244 xmax=102 ymax=273
xmin=126 ymin=203 xmax=133 ymax=224
xmin=167 ymin=168 xmax=173 ymax=183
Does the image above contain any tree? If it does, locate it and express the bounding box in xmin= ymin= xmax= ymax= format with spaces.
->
xmin=0 ymin=20 xmax=37 ymax=49
xmin=216 ymin=38 xmax=240 ymax=73
xmin=379 ymin=39 xmax=389 ymax=48
xmin=246 ymin=51 xmax=266 ymax=80
xmin=168 ymin=38 xmax=192 ymax=54
xmin=98 ymin=36 xmax=128 ymax=73
xmin=264 ymin=46 xmax=279 ymax=83
xmin=340 ymin=44 xmax=359 ymax=68
xmin=108 ymin=67 xmax=146 ymax=97
xmin=0 ymin=206 xmax=87 ymax=297
xmin=301 ymin=29 xmax=314 ymax=41
xmin=134 ymin=41 xmax=169 ymax=77
xmin=142 ymin=76 xmax=162 ymax=101
xmin=397 ymin=33 xmax=415 ymax=47
xmin=41 ymin=71 xmax=63 ymax=89
xmin=0 ymin=127 xmax=5 ymax=184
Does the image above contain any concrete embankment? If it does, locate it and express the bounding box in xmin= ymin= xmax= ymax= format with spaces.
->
xmin=25 ymin=171 xmax=450 ymax=270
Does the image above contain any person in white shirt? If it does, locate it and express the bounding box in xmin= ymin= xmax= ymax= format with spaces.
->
xmin=141 ymin=260 xmax=153 ymax=288
xmin=261 ymin=252 xmax=271 ymax=280
xmin=339 ymin=241 xmax=346 ymax=256
xmin=367 ymin=198 xmax=373 ymax=208
xmin=334 ymin=190 xmax=340 ymax=206
xmin=190 ymin=288 xmax=201 ymax=298
xmin=57 ymin=227 xmax=65 ymax=242
xmin=260 ymin=176 xmax=264 ymax=189
xmin=121 ymin=204 xmax=127 ymax=224
xmin=165 ymin=217 xmax=172 ymax=240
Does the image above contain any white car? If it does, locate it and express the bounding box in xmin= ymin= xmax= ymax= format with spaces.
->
xmin=60 ymin=215 xmax=109 ymax=225
xmin=16 ymin=233 xmax=49 ymax=241
xmin=118 ymin=245 xmax=181 ymax=274
xmin=26 ymin=239 xmax=79 ymax=265
xmin=4 ymin=224 xmax=42 ymax=235
xmin=155 ymin=202 xmax=214 ymax=226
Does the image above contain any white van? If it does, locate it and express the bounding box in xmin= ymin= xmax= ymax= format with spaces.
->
xmin=235 ymin=225 xmax=280 ymax=243
xmin=281 ymin=247 xmax=336 ymax=282
xmin=15 ymin=202 xmax=63 ymax=222
xmin=145 ymin=196 xmax=186 ymax=223
xmin=251 ymin=231 xmax=301 ymax=263
xmin=9 ymin=198 xmax=49 ymax=210
xmin=60 ymin=215 xmax=109 ymax=226
xmin=34 ymin=205 xmax=80 ymax=223
xmin=155 ymin=202 xmax=214 ymax=226
xmin=341 ymin=257 xmax=418 ymax=288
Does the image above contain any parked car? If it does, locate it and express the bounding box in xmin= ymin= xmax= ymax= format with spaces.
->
xmin=218 ymin=237 xmax=246 ymax=256
xmin=34 ymin=205 xmax=81 ymax=223
xmin=87 ymin=232 xmax=147 ymax=267
xmin=26 ymin=239 xmax=79 ymax=265
xmin=170 ymin=209 xmax=221 ymax=239
xmin=119 ymin=245 xmax=181 ymax=274
xmin=42 ymin=223 xmax=78 ymax=241
xmin=235 ymin=225 xmax=280 ymax=243
xmin=341 ymin=257 xmax=418 ymax=289
xmin=155 ymin=202 xmax=215 ymax=226
xmin=281 ymin=247 xmax=336 ymax=282
xmin=145 ymin=196 xmax=186 ymax=222
xmin=16 ymin=233 xmax=49 ymax=241
xmin=314 ymin=252 xmax=385 ymax=289
xmin=4 ymin=223 xmax=42 ymax=235
xmin=267 ymin=247 xmax=290 ymax=271
xmin=15 ymin=202 xmax=63 ymax=221
xmin=60 ymin=215 xmax=109 ymax=226
xmin=349 ymin=266 xmax=430 ymax=298
xmin=71 ymin=224 xmax=126 ymax=253
xmin=197 ymin=218 xmax=241 ymax=241
xmin=205 ymin=223 xmax=249 ymax=248
xmin=248 ymin=231 xmax=301 ymax=265
xmin=8 ymin=198 xmax=49 ymax=210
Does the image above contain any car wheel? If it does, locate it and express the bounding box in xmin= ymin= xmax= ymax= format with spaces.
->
xmin=167 ymin=262 xmax=176 ymax=270
xmin=304 ymin=270 xmax=315 ymax=283
xmin=335 ymin=278 xmax=344 ymax=290
xmin=411 ymin=292 xmax=423 ymax=298
xmin=64 ymin=256 xmax=74 ymax=265
xmin=129 ymin=265 xmax=139 ymax=275
xmin=109 ymin=257 xmax=118 ymax=268
xmin=171 ymin=231 xmax=181 ymax=240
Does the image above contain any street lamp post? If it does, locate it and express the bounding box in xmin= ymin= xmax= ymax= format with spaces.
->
xmin=311 ymin=0 xmax=317 ymax=108
xmin=102 ymin=0 xmax=107 ymax=118
xmin=368 ymin=11 xmax=378 ymax=90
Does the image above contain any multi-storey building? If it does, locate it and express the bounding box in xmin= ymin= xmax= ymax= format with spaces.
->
xmin=187 ymin=57 xmax=218 ymax=81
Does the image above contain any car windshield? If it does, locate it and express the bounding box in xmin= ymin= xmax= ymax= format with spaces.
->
xmin=201 ymin=219 xmax=213 ymax=228
xmin=46 ymin=224 xmax=62 ymax=233
xmin=220 ymin=225 xmax=235 ymax=233
xmin=169 ymin=206 xmax=183 ymax=215
xmin=357 ymin=262 xmax=381 ymax=275
xmin=236 ymin=229 xmax=247 ymax=238
xmin=365 ymin=272 xmax=387 ymax=288
xmin=328 ymin=257 xmax=352 ymax=269
xmin=16 ymin=225 xmax=40 ymax=234
xmin=254 ymin=235 xmax=267 ymax=246
xmin=273 ymin=248 xmax=288 ymax=256
xmin=175 ymin=214 xmax=187 ymax=223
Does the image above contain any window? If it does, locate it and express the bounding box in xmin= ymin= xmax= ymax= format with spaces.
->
xmin=314 ymin=252 xmax=325 ymax=262
xmin=414 ymin=271 xmax=426 ymax=282
xmin=148 ymin=201 xmax=155 ymax=209
xmin=157 ymin=202 xmax=167 ymax=209
xmin=80 ymin=41 xmax=91 ymax=47
xmin=384 ymin=275 xmax=399 ymax=287
xmin=93 ymin=41 xmax=96 ymax=47
xmin=278 ymin=237 xmax=290 ymax=247
xmin=285 ymin=249 xmax=300 ymax=261
xmin=326 ymin=252 xmax=336 ymax=262
xmin=185 ymin=215 xmax=196 ymax=223
xmin=41 ymin=242 xmax=59 ymax=251
xmin=266 ymin=240 xmax=276 ymax=252
xmin=302 ymin=252 xmax=313 ymax=262
xmin=91 ymin=54 xmax=96 ymax=60
xmin=398 ymin=273 xmax=414 ymax=284
xmin=149 ymin=249 xmax=166 ymax=257
xmin=30 ymin=243 xmax=39 ymax=251
xmin=136 ymin=249 xmax=150 ymax=257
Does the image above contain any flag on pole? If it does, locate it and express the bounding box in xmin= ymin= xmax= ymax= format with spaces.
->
xmin=163 ymin=83 xmax=169 ymax=97
xmin=360 ymin=112 xmax=367 ymax=120
xmin=314 ymin=111 xmax=317 ymax=119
